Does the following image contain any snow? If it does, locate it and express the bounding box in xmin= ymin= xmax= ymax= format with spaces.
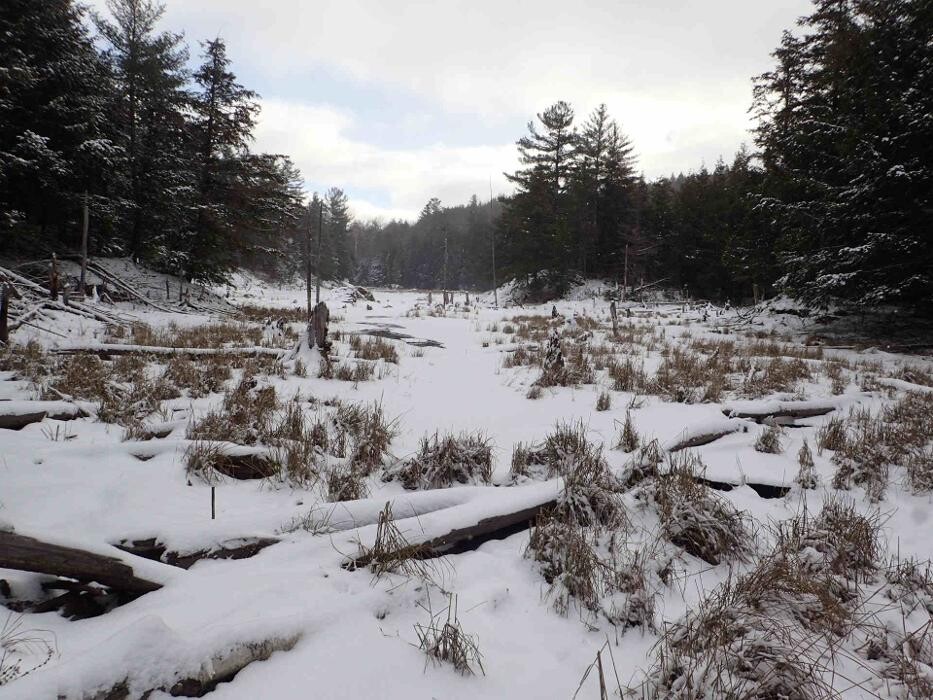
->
xmin=2 ymin=268 xmax=933 ymax=698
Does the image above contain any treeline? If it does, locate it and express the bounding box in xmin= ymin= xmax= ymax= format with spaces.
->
xmin=359 ymin=0 xmax=931 ymax=310
xmin=0 ymin=0 xmax=357 ymax=283
xmin=354 ymin=196 xmax=502 ymax=289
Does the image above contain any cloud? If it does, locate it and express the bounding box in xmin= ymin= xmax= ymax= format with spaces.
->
xmin=254 ymin=99 xmax=517 ymax=222
xmin=88 ymin=0 xmax=813 ymax=212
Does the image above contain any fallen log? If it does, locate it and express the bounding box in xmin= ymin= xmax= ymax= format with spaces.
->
xmin=663 ymin=418 xmax=748 ymax=453
xmin=0 ymin=400 xmax=88 ymax=430
xmin=90 ymin=634 xmax=301 ymax=700
xmin=721 ymin=399 xmax=838 ymax=424
xmin=114 ymin=536 xmax=279 ymax=569
xmin=349 ymin=498 xmax=556 ymax=569
xmin=0 ymin=532 xmax=162 ymax=594
xmin=51 ymin=343 xmax=286 ymax=359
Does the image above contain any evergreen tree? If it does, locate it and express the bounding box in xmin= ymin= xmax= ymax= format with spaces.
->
xmin=753 ymin=0 xmax=933 ymax=310
xmin=187 ymin=37 xmax=260 ymax=281
xmin=0 ymin=0 xmax=115 ymax=253
xmin=572 ymin=104 xmax=638 ymax=277
xmin=94 ymin=0 xmax=193 ymax=266
xmin=503 ymin=101 xmax=576 ymax=285
xmin=325 ymin=187 xmax=352 ymax=280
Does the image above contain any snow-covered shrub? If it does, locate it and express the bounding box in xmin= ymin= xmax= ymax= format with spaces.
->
xmin=511 ymin=421 xmax=601 ymax=481
xmin=824 ymin=394 xmax=933 ymax=499
xmin=615 ymin=410 xmax=639 ymax=453
xmin=595 ymin=390 xmax=611 ymax=411
xmin=795 ymin=440 xmax=817 ymax=489
xmin=384 ymin=431 xmax=492 ymax=490
xmin=319 ymin=357 xmax=375 ymax=382
xmin=325 ymin=463 xmax=368 ymax=501
xmin=187 ymin=375 xmax=280 ymax=445
xmin=648 ymin=455 xmax=754 ymax=565
xmin=0 ymin=340 xmax=51 ymax=383
xmin=754 ymin=423 xmax=784 ymax=453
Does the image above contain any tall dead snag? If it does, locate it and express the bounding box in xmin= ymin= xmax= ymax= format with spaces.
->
xmin=80 ymin=189 xmax=89 ymax=295
xmin=49 ymin=254 xmax=60 ymax=300
xmin=0 ymin=283 xmax=20 ymax=345
xmin=311 ymin=301 xmax=331 ymax=353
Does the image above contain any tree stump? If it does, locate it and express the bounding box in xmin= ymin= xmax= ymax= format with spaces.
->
xmin=311 ymin=301 xmax=331 ymax=352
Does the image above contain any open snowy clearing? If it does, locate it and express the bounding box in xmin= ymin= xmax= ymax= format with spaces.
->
xmin=2 ymin=271 xmax=933 ymax=698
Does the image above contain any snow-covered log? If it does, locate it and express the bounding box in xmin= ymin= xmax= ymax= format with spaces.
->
xmin=0 ymin=531 xmax=162 ymax=594
xmin=0 ymin=400 xmax=88 ymax=430
xmin=51 ymin=343 xmax=285 ymax=358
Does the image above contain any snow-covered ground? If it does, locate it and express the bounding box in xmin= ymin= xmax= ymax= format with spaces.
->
xmin=2 ymin=272 xmax=932 ymax=698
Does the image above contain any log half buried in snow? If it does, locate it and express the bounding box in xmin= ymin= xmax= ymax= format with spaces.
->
xmin=349 ymin=496 xmax=557 ymax=569
xmin=664 ymin=418 xmax=748 ymax=452
xmin=88 ymin=633 xmax=301 ymax=699
xmin=0 ymin=400 xmax=88 ymax=430
xmin=51 ymin=343 xmax=286 ymax=359
xmin=0 ymin=532 xmax=162 ymax=594
xmin=114 ymin=536 xmax=279 ymax=570
xmin=721 ymin=399 xmax=839 ymax=424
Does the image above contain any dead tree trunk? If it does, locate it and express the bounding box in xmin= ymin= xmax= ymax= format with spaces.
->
xmin=49 ymin=254 xmax=59 ymax=300
xmin=609 ymin=301 xmax=618 ymax=337
xmin=0 ymin=284 xmax=18 ymax=345
xmin=80 ymin=190 xmax=89 ymax=295
xmin=311 ymin=301 xmax=330 ymax=353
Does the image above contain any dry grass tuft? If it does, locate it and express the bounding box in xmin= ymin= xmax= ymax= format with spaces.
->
xmin=649 ymin=454 xmax=754 ymax=565
xmin=822 ymin=393 xmax=933 ymax=499
xmin=754 ymin=423 xmax=784 ymax=454
xmin=606 ymin=356 xmax=647 ymax=393
xmin=616 ymin=411 xmax=640 ymax=453
xmin=348 ymin=335 xmax=399 ymax=364
xmin=326 ymin=463 xmax=368 ymax=501
xmin=319 ymin=357 xmax=376 ymax=382
xmin=385 ymin=432 xmax=492 ymax=490
xmin=415 ymin=595 xmax=485 ymax=676
xmin=0 ymin=613 xmax=56 ymax=686
xmin=355 ymin=502 xmax=435 ymax=582
xmin=595 ymin=390 xmax=611 ymax=412
xmin=0 ymin=341 xmax=52 ymax=383
xmin=163 ymin=356 xmax=231 ymax=397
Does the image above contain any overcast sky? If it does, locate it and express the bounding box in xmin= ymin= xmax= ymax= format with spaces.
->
xmin=90 ymin=0 xmax=813 ymax=222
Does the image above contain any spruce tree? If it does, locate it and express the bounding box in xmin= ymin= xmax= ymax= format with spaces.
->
xmin=94 ymin=0 xmax=193 ymax=267
xmin=753 ymin=0 xmax=933 ymax=310
xmin=0 ymin=0 xmax=114 ymax=253
xmin=187 ymin=37 xmax=260 ymax=281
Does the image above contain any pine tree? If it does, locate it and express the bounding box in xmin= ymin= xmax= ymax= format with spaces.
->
xmin=186 ymin=37 xmax=260 ymax=281
xmin=572 ymin=104 xmax=638 ymax=277
xmin=94 ymin=0 xmax=193 ymax=267
xmin=503 ymin=101 xmax=576 ymax=286
xmin=325 ymin=187 xmax=352 ymax=280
